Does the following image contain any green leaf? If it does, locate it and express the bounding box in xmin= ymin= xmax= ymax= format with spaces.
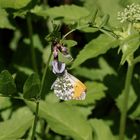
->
xmin=0 ymin=8 xmax=14 ymax=29
xmin=0 ymin=97 xmax=11 ymax=110
xmin=79 ymin=81 xmax=107 ymax=104
xmin=31 ymin=5 xmax=89 ymax=21
xmin=10 ymin=30 xmax=21 ymax=50
xmin=14 ymin=65 xmax=34 ymax=75
xmin=1 ymin=108 xmax=12 ymax=121
xmin=129 ymin=103 xmax=140 ymax=120
xmin=120 ymin=33 xmax=140 ymax=65
xmin=127 ymin=0 xmax=140 ymax=4
xmin=0 ymin=107 xmax=33 ymax=140
xmin=45 ymin=92 xmax=60 ymax=103
xmin=46 ymin=92 xmax=94 ymax=119
xmin=26 ymin=101 xmax=93 ymax=140
xmin=115 ymin=86 xmax=137 ymax=113
xmin=23 ymin=73 xmax=41 ymax=99
xmin=74 ymin=106 xmax=94 ymax=119
xmin=89 ymin=119 xmax=115 ymax=140
xmin=79 ymin=27 xmax=98 ymax=33
xmin=31 ymin=5 xmax=48 ymax=17
xmin=84 ymin=0 xmax=123 ymax=27
xmin=0 ymin=70 xmax=16 ymax=96
xmin=62 ymin=40 xmax=77 ymax=48
xmin=98 ymin=15 xmax=110 ymax=28
xmin=13 ymin=10 xmax=28 ymax=18
xmin=71 ymin=35 xmax=119 ymax=69
xmin=73 ymin=57 xmax=116 ymax=81
xmin=98 ymin=57 xmax=117 ymax=75
xmin=95 ymin=0 xmax=122 ymax=27
xmin=0 ymin=0 xmax=32 ymax=9
xmin=48 ymin=4 xmax=89 ymax=20
xmin=74 ymin=67 xmax=106 ymax=81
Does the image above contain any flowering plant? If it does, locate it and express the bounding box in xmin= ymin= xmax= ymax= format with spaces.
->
xmin=0 ymin=1 xmax=140 ymax=140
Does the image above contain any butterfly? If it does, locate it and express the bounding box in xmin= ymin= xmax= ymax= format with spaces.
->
xmin=51 ymin=70 xmax=86 ymax=100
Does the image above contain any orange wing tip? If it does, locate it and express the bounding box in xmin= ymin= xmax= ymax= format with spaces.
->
xmin=73 ymin=91 xmax=86 ymax=100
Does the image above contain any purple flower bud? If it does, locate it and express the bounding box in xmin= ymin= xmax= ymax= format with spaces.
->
xmin=61 ymin=46 xmax=67 ymax=52
xmin=53 ymin=49 xmax=58 ymax=59
xmin=59 ymin=46 xmax=73 ymax=60
xmin=52 ymin=60 xmax=66 ymax=74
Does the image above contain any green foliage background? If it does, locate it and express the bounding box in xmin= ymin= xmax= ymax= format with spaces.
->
xmin=0 ymin=0 xmax=140 ymax=140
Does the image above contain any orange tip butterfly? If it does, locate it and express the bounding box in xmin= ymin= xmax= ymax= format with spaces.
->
xmin=51 ymin=70 xmax=86 ymax=100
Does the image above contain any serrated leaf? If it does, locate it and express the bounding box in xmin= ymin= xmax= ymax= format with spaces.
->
xmin=73 ymin=57 xmax=116 ymax=81
xmin=71 ymin=35 xmax=119 ymax=69
xmin=89 ymin=119 xmax=115 ymax=140
xmin=115 ymin=86 xmax=137 ymax=113
xmin=23 ymin=73 xmax=40 ymax=99
xmin=73 ymin=67 xmax=106 ymax=81
xmin=26 ymin=101 xmax=93 ymax=140
xmin=0 ymin=0 xmax=32 ymax=9
xmin=0 ymin=8 xmax=14 ymax=29
xmin=0 ymin=70 xmax=16 ymax=96
xmin=0 ymin=107 xmax=33 ymax=140
xmin=47 ymin=5 xmax=89 ymax=20
xmin=120 ymin=33 xmax=140 ymax=65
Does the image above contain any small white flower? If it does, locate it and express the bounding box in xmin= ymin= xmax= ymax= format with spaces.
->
xmin=118 ymin=3 xmax=140 ymax=23
xmin=51 ymin=70 xmax=86 ymax=100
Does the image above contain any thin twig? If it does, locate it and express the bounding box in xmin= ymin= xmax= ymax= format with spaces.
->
xmin=27 ymin=14 xmax=38 ymax=73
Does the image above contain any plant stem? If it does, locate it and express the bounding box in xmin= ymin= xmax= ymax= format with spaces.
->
xmin=119 ymin=62 xmax=134 ymax=140
xmin=27 ymin=14 xmax=38 ymax=73
xmin=62 ymin=24 xmax=89 ymax=40
xmin=99 ymin=28 xmax=117 ymax=39
xmin=39 ymin=51 xmax=53 ymax=97
xmin=31 ymin=52 xmax=52 ymax=139
xmin=31 ymin=101 xmax=39 ymax=140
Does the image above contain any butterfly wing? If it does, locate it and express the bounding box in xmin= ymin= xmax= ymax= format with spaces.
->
xmin=52 ymin=72 xmax=86 ymax=100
